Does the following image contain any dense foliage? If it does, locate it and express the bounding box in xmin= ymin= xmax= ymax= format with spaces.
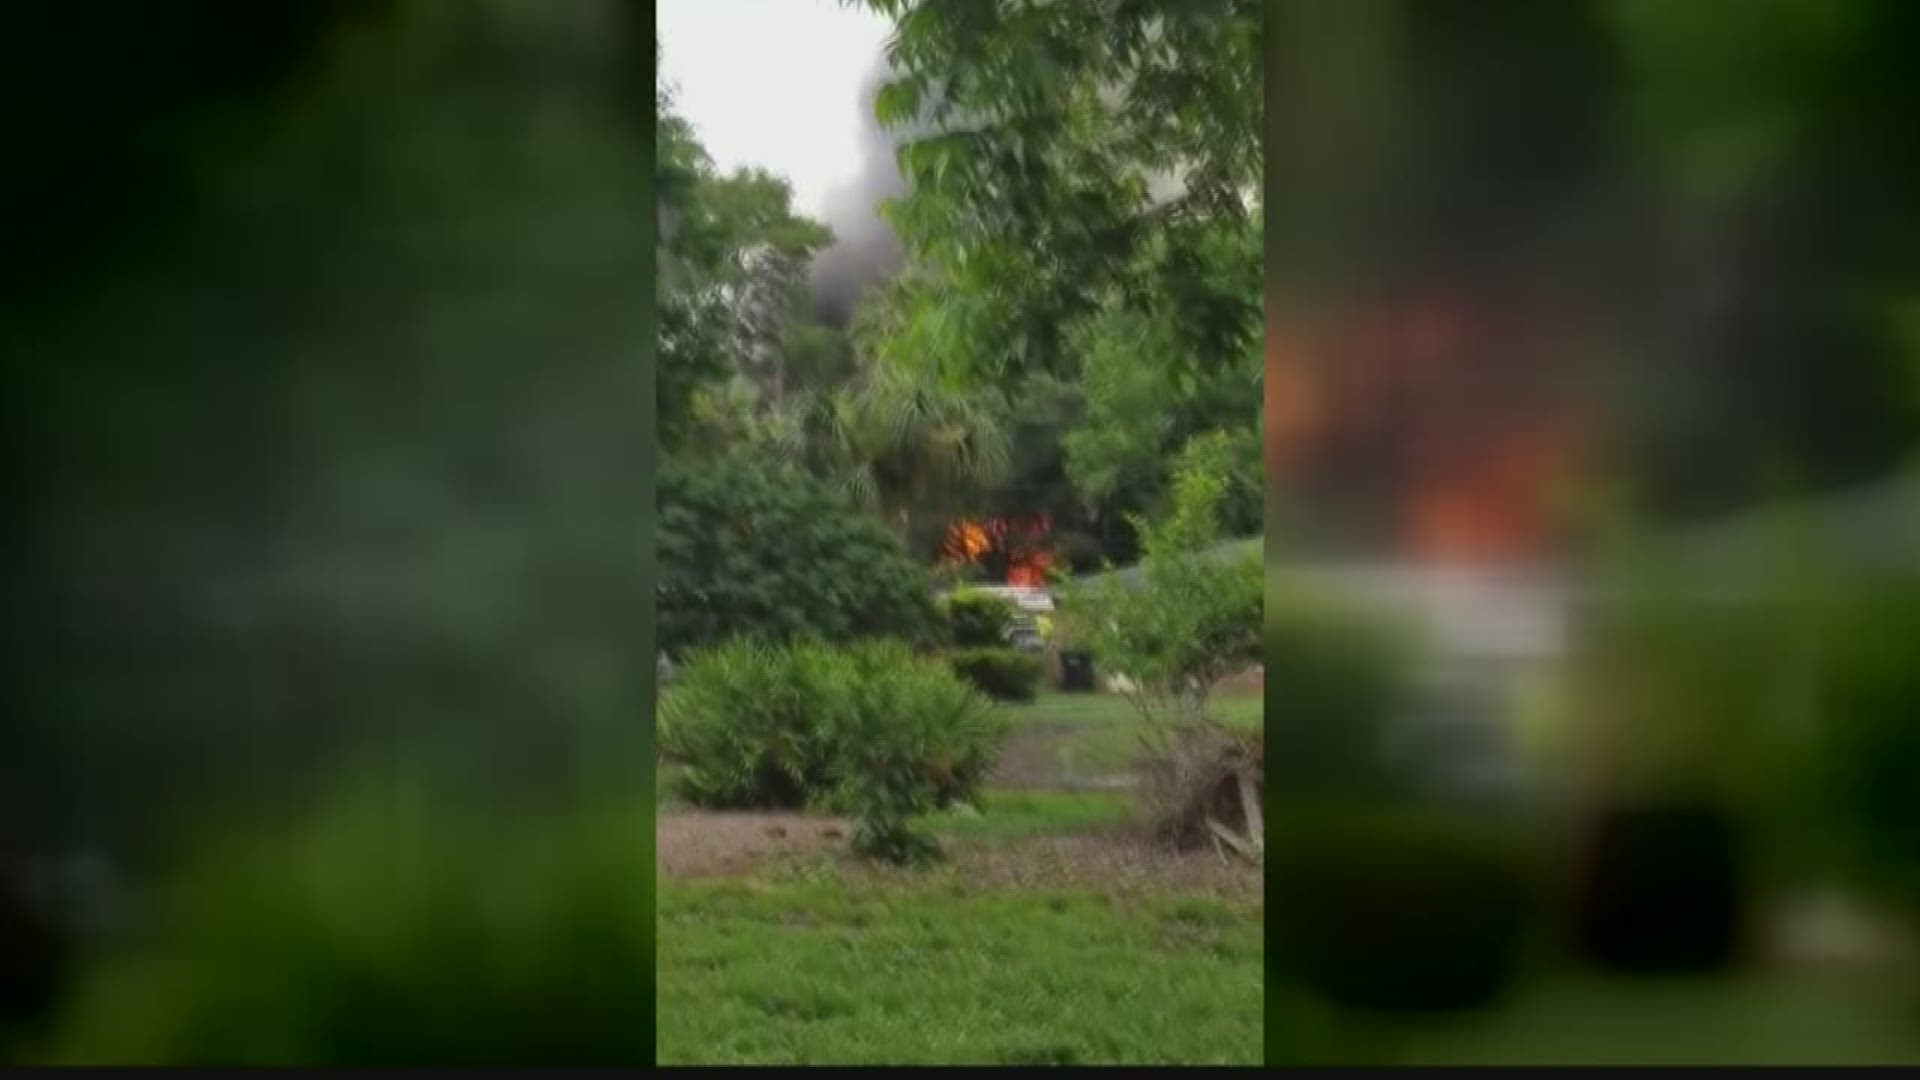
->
xmin=832 ymin=0 xmax=1263 ymax=561
xmin=1065 ymin=437 xmax=1262 ymax=730
xmin=45 ymin=781 xmax=653 ymax=1065
xmin=1811 ymin=579 xmax=1920 ymax=917
xmin=657 ymin=457 xmax=940 ymax=659
xmin=940 ymin=589 xmax=1018 ymax=649
xmin=1263 ymin=584 xmax=1421 ymax=803
xmin=3 ymin=0 xmax=654 ymax=882
xmin=659 ymin=639 xmax=1008 ymax=862
xmin=827 ymin=641 xmax=1008 ymax=864
xmin=850 ymin=0 xmax=1260 ymax=386
xmin=658 ymin=638 xmax=846 ymax=810
xmin=657 ymin=71 xmax=836 ymax=455
xmin=1269 ymin=809 xmax=1537 ymax=1013
xmin=947 ymin=648 xmax=1044 ymax=703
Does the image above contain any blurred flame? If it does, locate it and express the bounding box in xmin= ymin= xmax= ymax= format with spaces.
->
xmin=1406 ymin=421 xmax=1578 ymax=562
xmin=1270 ymin=292 xmax=1588 ymax=563
xmin=942 ymin=516 xmax=1054 ymax=586
xmin=945 ymin=520 xmax=991 ymax=562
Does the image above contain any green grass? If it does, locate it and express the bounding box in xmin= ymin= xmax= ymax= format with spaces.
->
xmin=924 ymin=789 xmax=1132 ymax=842
xmin=1380 ymin=970 xmax=1920 ymax=1065
xmin=1006 ymin=690 xmax=1263 ymax=730
xmin=999 ymin=690 xmax=1262 ymax=779
xmin=656 ymin=879 xmax=1263 ymax=1065
xmin=654 ymin=689 xmax=1264 ymax=1064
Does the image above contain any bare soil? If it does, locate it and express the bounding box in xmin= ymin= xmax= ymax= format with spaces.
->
xmin=656 ymin=811 xmax=850 ymax=878
xmin=942 ymin=832 xmax=1262 ymax=902
xmin=658 ymin=810 xmax=1260 ymax=902
xmin=1217 ymin=665 xmax=1265 ymax=694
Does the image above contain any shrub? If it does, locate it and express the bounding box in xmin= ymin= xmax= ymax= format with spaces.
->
xmin=1810 ymin=578 xmax=1920 ymax=918
xmin=948 ymin=648 xmax=1044 ymax=702
xmin=656 ymin=638 xmax=845 ymax=809
xmin=1270 ymin=808 xmax=1536 ymax=1013
xmin=1574 ymin=590 xmax=1804 ymax=817
xmin=1264 ymin=582 xmax=1419 ymax=802
xmin=942 ymin=590 xmax=1016 ymax=649
xmin=829 ymin=642 xmax=1006 ymax=864
xmin=657 ymin=456 xmax=940 ymax=659
xmin=1563 ymin=553 xmax=1839 ymax=970
xmin=46 ymin=781 xmax=653 ymax=1065
xmin=1062 ymin=436 xmax=1267 ymax=855
xmin=0 ymin=864 xmax=67 ymax=1063
xmin=658 ymin=639 xmax=1008 ymax=848
xmin=1572 ymin=796 xmax=1745 ymax=973
xmin=1063 ymin=442 xmax=1262 ymax=730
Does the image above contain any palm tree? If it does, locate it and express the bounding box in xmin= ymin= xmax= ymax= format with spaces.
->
xmin=780 ymin=360 xmax=1011 ymax=555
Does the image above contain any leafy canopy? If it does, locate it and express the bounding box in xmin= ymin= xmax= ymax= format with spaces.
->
xmin=656 ymin=456 xmax=940 ymax=659
xmin=846 ymin=0 xmax=1262 ymax=390
xmin=656 ymin=66 xmax=835 ymax=453
xmin=1064 ymin=432 xmax=1263 ymax=730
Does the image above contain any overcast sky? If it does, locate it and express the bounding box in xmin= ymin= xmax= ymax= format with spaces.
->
xmin=656 ymin=0 xmax=892 ymax=219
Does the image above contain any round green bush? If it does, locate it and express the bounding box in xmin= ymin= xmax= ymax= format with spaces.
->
xmin=658 ymin=638 xmax=1008 ymax=820
xmin=1813 ymin=580 xmax=1920 ymax=917
xmin=830 ymin=641 xmax=1008 ymax=863
xmin=1264 ymin=588 xmax=1419 ymax=801
xmin=658 ymin=457 xmax=940 ymax=659
xmin=1270 ymin=808 xmax=1536 ymax=1013
xmin=656 ymin=638 xmax=844 ymax=809
xmin=941 ymin=591 xmax=1018 ymax=650
xmin=45 ymin=782 xmax=653 ymax=1065
xmin=948 ymin=648 xmax=1044 ymax=702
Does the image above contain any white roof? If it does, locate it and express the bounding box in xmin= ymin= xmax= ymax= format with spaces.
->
xmin=1286 ymin=562 xmax=1570 ymax=662
xmin=939 ymin=584 xmax=1055 ymax=613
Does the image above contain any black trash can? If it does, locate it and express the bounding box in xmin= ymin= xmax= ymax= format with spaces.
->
xmin=1575 ymin=798 xmax=1745 ymax=973
xmin=1057 ymin=650 xmax=1095 ymax=693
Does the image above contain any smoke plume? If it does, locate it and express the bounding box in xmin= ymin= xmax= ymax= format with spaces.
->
xmin=809 ymin=57 xmax=911 ymax=328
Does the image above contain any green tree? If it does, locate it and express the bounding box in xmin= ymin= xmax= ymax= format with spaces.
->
xmin=844 ymin=1 xmax=1262 ymax=561
xmin=819 ymin=362 xmax=1013 ymax=553
xmin=1062 ymin=218 xmax=1263 ymax=539
xmin=656 ymin=64 xmax=838 ymax=453
xmin=1064 ymin=434 xmax=1263 ymax=732
xmin=656 ymin=455 xmax=941 ymax=658
xmin=850 ymin=0 xmax=1261 ymax=387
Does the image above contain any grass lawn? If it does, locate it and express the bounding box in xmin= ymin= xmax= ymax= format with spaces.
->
xmin=995 ymin=690 xmax=1262 ymax=784
xmin=1005 ymin=690 xmax=1263 ymax=730
xmin=1375 ymin=969 xmax=1920 ymax=1065
xmin=921 ymin=789 xmax=1133 ymax=842
xmin=1259 ymin=967 xmax=1920 ymax=1065
xmin=655 ymin=691 xmax=1265 ymax=1065
xmin=656 ymin=876 xmax=1263 ymax=1065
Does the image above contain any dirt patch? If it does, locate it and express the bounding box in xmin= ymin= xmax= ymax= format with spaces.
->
xmin=1217 ymin=666 xmax=1264 ymax=694
xmin=830 ymin=828 xmax=1261 ymax=903
xmin=657 ymin=811 xmax=850 ymax=879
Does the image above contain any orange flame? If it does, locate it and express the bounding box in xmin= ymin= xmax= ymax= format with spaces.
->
xmin=942 ymin=515 xmax=1054 ymax=586
xmin=1405 ymin=423 xmax=1575 ymax=562
xmin=1269 ymin=290 xmax=1588 ymax=564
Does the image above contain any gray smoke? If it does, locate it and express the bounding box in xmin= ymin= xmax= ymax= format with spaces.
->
xmin=806 ymin=57 xmax=1184 ymax=330
xmin=809 ymin=56 xmax=911 ymax=328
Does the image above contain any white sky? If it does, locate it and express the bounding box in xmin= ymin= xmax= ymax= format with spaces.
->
xmin=656 ymin=0 xmax=893 ymax=218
